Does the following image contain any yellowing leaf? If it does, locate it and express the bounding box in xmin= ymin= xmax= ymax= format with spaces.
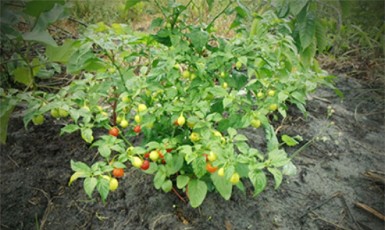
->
xmin=68 ymin=171 xmax=87 ymax=186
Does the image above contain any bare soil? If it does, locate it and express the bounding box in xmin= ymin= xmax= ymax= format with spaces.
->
xmin=1 ymin=74 xmax=384 ymax=230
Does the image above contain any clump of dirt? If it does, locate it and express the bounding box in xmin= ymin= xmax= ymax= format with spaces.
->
xmin=1 ymin=75 xmax=384 ymax=230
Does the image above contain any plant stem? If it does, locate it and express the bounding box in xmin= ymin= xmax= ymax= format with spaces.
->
xmin=172 ymin=187 xmax=186 ymax=203
xmin=206 ymin=0 xmax=233 ymax=31
xmin=154 ymin=0 xmax=168 ymax=20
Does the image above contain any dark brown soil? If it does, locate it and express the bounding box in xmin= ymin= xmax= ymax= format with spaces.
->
xmin=1 ymin=75 xmax=384 ymax=230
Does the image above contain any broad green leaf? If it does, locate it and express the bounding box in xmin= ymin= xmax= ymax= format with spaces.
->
xmin=192 ymin=157 xmax=206 ymax=178
xmin=236 ymin=141 xmax=249 ymax=154
xmin=24 ymin=0 xmax=64 ymax=17
xmin=281 ymin=134 xmax=299 ymax=146
xmin=210 ymin=86 xmax=228 ymax=97
xmin=60 ymin=124 xmax=79 ymax=135
xmin=265 ymin=124 xmax=279 ymax=151
xmin=154 ymin=170 xmax=166 ymax=190
xmin=289 ymin=0 xmax=308 ymax=15
xmin=227 ymin=127 xmax=237 ymax=138
xmin=298 ymin=11 xmax=315 ymax=50
xmin=161 ymin=180 xmax=173 ymax=193
xmin=68 ymin=171 xmax=87 ymax=186
xmin=188 ymin=179 xmax=207 ymax=208
xmin=223 ymin=97 xmax=233 ymax=108
xmin=176 ymin=175 xmax=190 ymax=189
xmin=268 ymin=167 xmax=283 ymax=189
xmin=234 ymin=134 xmax=248 ymax=142
xmin=70 ymin=160 xmax=92 ymax=174
xmin=84 ymin=177 xmax=97 ymax=198
xmin=301 ymin=40 xmax=316 ymax=65
xmin=46 ymin=40 xmax=76 ymax=63
xmin=34 ymin=3 xmax=69 ymax=31
xmin=98 ymin=145 xmax=111 ymax=158
xmin=187 ymin=28 xmax=209 ymax=52
xmin=97 ymin=178 xmax=110 ymax=202
xmin=0 ymin=103 xmax=14 ymax=144
xmin=112 ymin=162 xmax=126 ymax=169
xmin=145 ymin=141 xmax=160 ymax=150
xmin=315 ymin=19 xmax=327 ymax=53
xmin=268 ymin=149 xmax=289 ymax=167
xmin=13 ymin=67 xmax=33 ymax=86
xmin=165 ymin=154 xmax=184 ymax=175
xmin=211 ymin=173 xmax=232 ymax=200
xmin=23 ymin=30 xmax=57 ymax=46
xmin=249 ymin=170 xmax=266 ymax=196
xmin=81 ymin=128 xmax=94 ymax=143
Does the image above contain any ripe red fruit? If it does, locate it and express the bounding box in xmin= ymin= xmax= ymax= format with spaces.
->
xmin=144 ymin=152 xmax=150 ymax=159
xmin=109 ymin=127 xmax=119 ymax=137
xmin=141 ymin=160 xmax=150 ymax=170
xmin=203 ymin=154 xmax=208 ymax=162
xmin=166 ymin=148 xmax=173 ymax=153
xmin=206 ymin=163 xmax=218 ymax=173
xmin=159 ymin=151 xmax=164 ymax=159
xmin=133 ymin=125 xmax=141 ymax=133
xmin=112 ymin=168 xmax=124 ymax=178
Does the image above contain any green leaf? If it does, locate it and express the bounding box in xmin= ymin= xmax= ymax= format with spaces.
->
xmin=70 ymin=160 xmax=92 ymax=174
xmin=267 ymin=167 xmax=283 ymax=189
xmin=227 ymin=127 xmax=237 ymax=138
xmin=210 ymin=86 xmax=228 ymax=97
xmin=24 ymin=0 xmax=64 ymax=17
xmin=34 ymin=3 xmax=69 ymax=31
xmin=192 ymin=157 xmax=206 ymax=178
xmin=249 ymin=170 xmax=266 ymax=196
xmin=187 ymin=28 xmax=209 ymax=52
xmin=234 ymin=134 xmax=248 ymax=142
xmin=81 ymin=128 xmax=94 ymax=143
xmin=298 ymin=11 xmax=315 ymax=50
xmin=97 ymin=178 xmax=110 ymax=202
xmin=112 ymin=161 xmax=126 ymax=169
xmin=161 ymin=180 xmax=173 ymax=193
xmin=176 ymin=175 xmax=190 ymax=189
xmin=315 ymin=19 xmax=327 ymax=53
xmin=165 ymin=154 xmax=184 ymax=175
xmin=265 ymin=124 xmax=279 ymax=152
xmin=13 ymin=67 xmax=33 ymax=86
xmin=68 ymin=171 xmax=87 ymax=186
xmin=268 ymin=149 xmax=289 ymax=167
xmin=289 ymin=0 xmax=308 ymax=15
xmin=281 ymin=134 xmax=299 ymax=146
xmin=236 ymin=141 xmax=249 ymax=154
xmin=0 ymin=103 xmax=14 ymax=144
xmin=223 ymin=97 xmax=233 ymax=108
xmin=154 ymin=170 xmax=166 ymax=190
xmin=301 ymin=40 xmax=316 ymax=65
xmin=125 ymin=0 xmax=142 ymax=9
xmin=145 ymin=141 xmax=160 ymax=150
xmin=23 ymin=30 xmax=57 ymax=46
xmin=60 ymin=124 xmax=79 ymax=135
xmin=211 ymin=173 xmax=232 ymax=200
xmin=84 ymin=177 xmax=97 ymax=198
xmin=98 ymin=145 xmax=111 ymax=158
xmin=188 ymin=179 xmax=207 ymax=208
xmin=46 ymin=40 xmax=76 ymax=63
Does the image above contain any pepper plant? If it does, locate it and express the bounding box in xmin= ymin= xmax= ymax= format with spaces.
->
xmin=1 ymin=0 xmax=334 ymax=208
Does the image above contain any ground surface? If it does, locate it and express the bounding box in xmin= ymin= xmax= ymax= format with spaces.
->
xmin=1 ymin=73 xmax=384 ymax=230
